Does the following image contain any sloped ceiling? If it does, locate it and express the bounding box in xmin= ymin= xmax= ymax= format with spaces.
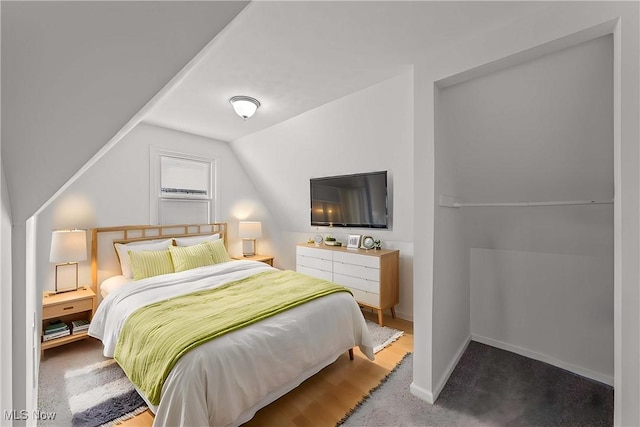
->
xmin=1 ymin=1 xmax=248 ymax=221
xmin=144 ymin=1 xmax=548 ymax=142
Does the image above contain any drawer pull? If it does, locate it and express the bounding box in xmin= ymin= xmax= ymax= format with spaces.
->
xmin=63 ymin=306 xmax=74 ymax=311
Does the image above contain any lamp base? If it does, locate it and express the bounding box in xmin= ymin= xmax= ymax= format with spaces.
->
xmin=242 ymin=238 xmax=256 ymax=257
xmin=54 ymin=286 xmax=79 ymax=294
xmin=54 ymin=262 xmax=79 ymax=294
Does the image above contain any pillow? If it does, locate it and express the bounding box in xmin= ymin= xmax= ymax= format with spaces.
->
xmin=115 ymin=238 xmax=173 ymax=279
xmin=168 ymin=244 xmax=215 ymax=273
xmin=203 ymin=239 xmax=232 ymax=264
xmin=129 ymin=249 xmax=174 ymax=280
xmin=173 ymin=233 xmax=220 ymax=247
xmin=100 ymin=275 xmax=129 ymax=298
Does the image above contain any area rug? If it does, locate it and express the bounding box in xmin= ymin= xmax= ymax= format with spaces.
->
xmin=66 ymin=359 xmax=147 ymax=426
xmin=365 ymin=319 xmax=404 ymax=353
xmin=337 ymin=342 xmax=614 ymax=426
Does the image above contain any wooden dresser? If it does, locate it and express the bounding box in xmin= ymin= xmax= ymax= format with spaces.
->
xmin=296 ymin=243 xmax=399 ymax=325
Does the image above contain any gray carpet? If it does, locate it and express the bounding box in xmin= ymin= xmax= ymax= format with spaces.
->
xmin=339 ymin=342 xmax=614 ymax=426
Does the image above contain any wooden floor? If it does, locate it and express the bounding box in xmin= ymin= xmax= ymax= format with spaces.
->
xmin=119 ymin=311 xmax=413 ymax=426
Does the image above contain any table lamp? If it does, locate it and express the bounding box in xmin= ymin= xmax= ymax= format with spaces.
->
xmin=49 ymin=229 xmax=87 ymax=293
xmin=238 ymin=221 xmax=262 ymax=257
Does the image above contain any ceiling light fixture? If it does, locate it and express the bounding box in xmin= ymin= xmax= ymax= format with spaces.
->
xmin=229 ymin=96 xmax=261 ymax=120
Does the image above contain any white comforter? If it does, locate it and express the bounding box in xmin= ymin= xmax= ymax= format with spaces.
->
xmin=89 ymin=260 xmax=374 ymax=426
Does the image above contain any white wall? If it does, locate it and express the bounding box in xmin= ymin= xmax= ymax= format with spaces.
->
xmin=441 ymin=35 xmax=613 ymax=204
xmin=470 ymin=246 xmax=613 ymax=383
xmin=412 ymin=4 xmax=639 ymax=425
xmin=36 ymin=123 xmax=271 ymax=294
xmin=1 ymin=165 xmax=14 ymax=422
xmin=434 ymin=34 xmax=614 ymax=387
xmin=0 ymin=6 xmax=11 ymax=418
xmin=232 ymin=71 xmax=415 ymax=319
xmin=431 ymin=87 xmax=470 ymax=395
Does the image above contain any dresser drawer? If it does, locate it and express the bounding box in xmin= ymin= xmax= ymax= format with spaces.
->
xmin=297 ymin=245 xmax=333 ymax=261
xmin=296 ymin=254 xmax=333 ymax=272
xmin=297 ymin=265 xmax=333 ymax=281
xmin=296 ymin=244 xmax=399 ymax=326
xmin=333 ymin=261 xmax=379 ymax=282
xmin=43 ymin=297 xmax=93 ymax=319
xmin=333 ymin=251 xmax=380 ymax=269
xmin=350 ymin=288 xmax=380 ymax=307
xmin=334 ymin=272 xmax=379 ymax=294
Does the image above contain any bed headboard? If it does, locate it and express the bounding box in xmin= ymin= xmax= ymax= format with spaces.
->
xmin=90 ymin=223 xmax=227 ymax=295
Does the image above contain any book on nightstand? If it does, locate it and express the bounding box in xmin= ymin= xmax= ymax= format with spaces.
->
xmin=43 ymin=320 xmax=70 ymax=341
xmin=70 ymin=319 xmax=90 ymax=334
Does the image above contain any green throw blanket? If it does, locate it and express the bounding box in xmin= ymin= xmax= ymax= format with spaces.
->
xmin=114 ymin=270 xmax=352 ymax=405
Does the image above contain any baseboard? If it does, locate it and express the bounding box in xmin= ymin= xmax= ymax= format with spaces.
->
xmin=395 ymin=310 xmax=413 ymax=322
xmin=410 ymin=381 xmax=435 ymax=404
xmin=471 ymin=334 xmax=613 ymax=386
xmin=432 ymin=334 xmax=471 ymax=401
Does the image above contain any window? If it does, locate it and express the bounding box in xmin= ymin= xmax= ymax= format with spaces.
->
xmin=150 ymin=149 xmax=216 ymax=225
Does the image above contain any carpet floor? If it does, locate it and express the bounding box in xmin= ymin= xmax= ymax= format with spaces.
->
xmin=339 ymin=341 xmax=613 ymax=426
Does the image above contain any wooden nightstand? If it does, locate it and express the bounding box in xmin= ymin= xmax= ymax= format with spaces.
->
xmin=41 ymin=287 xmax=97 ymax=356
xmin=233 ymin=254 xmax=274 ymax=266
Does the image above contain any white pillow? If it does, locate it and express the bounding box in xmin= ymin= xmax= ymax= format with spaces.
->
xmin=174 ymin=233 xmax=220 ymax=247
xmin=114 ymin=238 xmax=173 ymax=279
xmin=100 ymin=275 xmax=130 ymax=298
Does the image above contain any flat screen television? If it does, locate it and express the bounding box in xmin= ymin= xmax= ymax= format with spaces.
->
xmin=310 ymin=171 xmax=388 ymax=229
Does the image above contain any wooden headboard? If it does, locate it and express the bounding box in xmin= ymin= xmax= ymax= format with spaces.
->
xmin=90 ymin=223 xmax=227 ymax=295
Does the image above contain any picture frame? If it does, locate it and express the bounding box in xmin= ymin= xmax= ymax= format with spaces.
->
xmin=347 ymin=234 xmax=362 ymax=249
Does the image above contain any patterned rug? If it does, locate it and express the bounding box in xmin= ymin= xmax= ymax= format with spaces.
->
xmin=65 ymin=359 xmax=147 ymax=427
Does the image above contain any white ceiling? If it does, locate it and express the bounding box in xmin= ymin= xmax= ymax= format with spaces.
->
xmin=144 ymin=1 xmax=549 ymax=143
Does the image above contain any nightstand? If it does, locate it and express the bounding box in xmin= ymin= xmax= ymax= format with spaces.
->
xmin=41 ymin=287 xmax=97 ymax=356
xmin=232 ymin=254 xmax=274 ymax=266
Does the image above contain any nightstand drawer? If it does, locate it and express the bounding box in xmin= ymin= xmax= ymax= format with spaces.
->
xmin=43 ymin=297 xmax=93 ymax=319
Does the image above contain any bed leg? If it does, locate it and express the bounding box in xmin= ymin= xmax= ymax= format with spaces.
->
xmin=348 ymin=348 xmax=354 ymax=360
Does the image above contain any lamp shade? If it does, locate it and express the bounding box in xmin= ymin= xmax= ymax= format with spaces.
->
xmin=230 ymin=96 xmax=260 ymax=120
xmin=238 ymin=221 xmax=262 ymax=239
xmin=50 ymin=230 xmax=87 ymax=263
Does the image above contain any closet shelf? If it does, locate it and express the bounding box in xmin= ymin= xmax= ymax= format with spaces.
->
xmin=439 ymin=197 xmax=614 ymax=208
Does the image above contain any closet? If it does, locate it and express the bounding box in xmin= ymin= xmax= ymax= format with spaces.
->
xmin=433 ymin=34 xmax=614 ymax=386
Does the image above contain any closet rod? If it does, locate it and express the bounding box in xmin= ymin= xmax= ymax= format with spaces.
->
xmin=449 ymin=199 xmax=614 ymax=208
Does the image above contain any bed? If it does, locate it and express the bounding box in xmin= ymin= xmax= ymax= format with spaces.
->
xmin=87 ymin=223 xmax=374 ymax=426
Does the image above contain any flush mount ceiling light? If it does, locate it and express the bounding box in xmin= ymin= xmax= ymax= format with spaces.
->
xmin=229 ymin=96 xmax=261 ymax=120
